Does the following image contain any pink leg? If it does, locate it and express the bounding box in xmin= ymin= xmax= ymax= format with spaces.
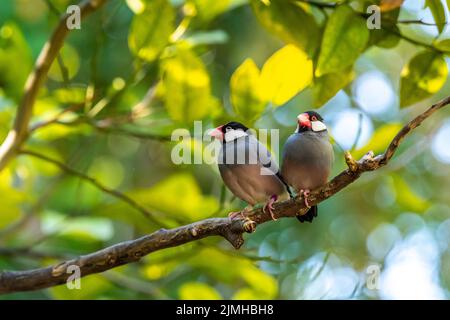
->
xmin=263 ymin=195 xmax=278 ymax=220
xmin=300 ymin=189 xmax=311 ymax=208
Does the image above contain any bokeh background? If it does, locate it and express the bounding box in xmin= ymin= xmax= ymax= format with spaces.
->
xmin=0 ymin=0 xmax=449 ymax=299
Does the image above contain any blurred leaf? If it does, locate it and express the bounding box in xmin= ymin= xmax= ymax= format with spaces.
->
xmin=50 ymin=274 xmax=113 ymax=299
xmin=400 ymin=51 xmax=448 ymax=107
xmin=184 ymin=30 xmax=229 ymax=47
xmin=425 ymin=0 xmax=446 ymax=34
xmin=161 ymin=47 xmax=214 ymax=123
xmin=230 ymin=58 xmax=267 ymax=123
xmin=0 ymin=170 xmax=25 ymax=229
xmin=188 ymin=0 xmax=231 ymax=22
xmin=434 ymin=38 xmax=450 ymax=52
xmin=369 ymin=25 xmax=400 ymax=49
xmin=312 ymin=68 xmax=354 ymax=107
xmin=48 ymin=44 xmax=80 ymax=82
xmin=260 ymin=45 xmax=313 ymax=106
xmin=139 ymin=173 xmax=219 ymax=221
xmin=189 ymin=248 xmax=278 ymax=299
xmin=353 ymin=123 xmax=402 ymax=159
xmin=126 ymin=0 xmax=146 ymax=14
xmin=316 ymin=5 xmax=369 ymax=76
xmin=178 ymin=282 xmax=222 ymax=299
xmin=52 ymin=86 xmax=86 ymax=104
xmin=251 ymin=0 xmax=320 ymax=57
xmin=392 ymin=174 xmax=431 ymax=212
xmin=128 ymin=0 xmax=175 ymax=62
xmin=0 ymin=23 xmax=32 ymax=100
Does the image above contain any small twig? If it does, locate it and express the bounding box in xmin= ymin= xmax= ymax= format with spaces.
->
xmin=18 ymin=149 xmax=168 ymax=228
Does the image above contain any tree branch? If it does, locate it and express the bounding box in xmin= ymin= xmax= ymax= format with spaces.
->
xmin=0 ymin=0 xmax=108 ymax=172
xmin=0 ymin=96 xmax=449 ymax=294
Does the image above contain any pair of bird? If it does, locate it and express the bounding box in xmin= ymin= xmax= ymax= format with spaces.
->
xmin=209 ymin=111 xmax=334 ymax=223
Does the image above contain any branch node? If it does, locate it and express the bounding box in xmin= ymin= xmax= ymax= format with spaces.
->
xmin=344 ymin=151 xmax=358 ymax=172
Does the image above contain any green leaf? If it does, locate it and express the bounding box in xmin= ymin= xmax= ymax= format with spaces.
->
xmin=312 ymin=68 xmax=354 ymax=107
xmin=161 ymin=47 xmax=213 ymax=123
xmin=434 ymin=38 xmax=450 ymax=52
xmin=316 ymin=5 xmax=369 ymax=76
xmin=52 ymin=86 xmax=86 ymax=104
xmin=188 ymin=0 xmax=231 ymax=22
xmin=260 ymin=45 xmax=313 ymax=106
xmin=369 ymin=25 xmax=400 ymax=49
xmin=250 ymin=0 xmax=320 ymax=57
xmin=400 ymin=51 xmax=448 ymax=108
xmin=392 ymin=174 xmax=431 ymax=212
xmin=128 ymin=0 xmax=175 ymax=62
xmin=0 ymin=23 xmax=32 ymax=100
xmin=230 ymin=58 xmax=267 ymax=123
xmin=48 ymin=44 xmax=80 ymax=82
xmin=179 ymin=282 xmax=222 ymax=299
xmin=353 ymin=123 xmax=403 ymax=159
xmin=425 ymin=0 xmax=446 ymax=34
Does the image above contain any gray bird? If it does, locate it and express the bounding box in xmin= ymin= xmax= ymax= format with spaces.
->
xmin=209 ymin=121 xmax=290 ymax=220
xmin=281 ymin=111 xmax=334 ymax=223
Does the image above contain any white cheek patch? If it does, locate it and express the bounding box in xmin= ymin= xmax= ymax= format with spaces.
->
xmin=312 ymin=121 xmax=327 ymax=132
xmin=224 ymin=130 xmax=248 ymax=142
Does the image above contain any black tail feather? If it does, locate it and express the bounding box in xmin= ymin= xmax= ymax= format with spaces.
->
xmin=296 ymin=205 xmax=318 ymax=223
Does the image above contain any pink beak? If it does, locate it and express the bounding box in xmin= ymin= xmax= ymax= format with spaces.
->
xmin=209 ymin=126 xmax=224 ymax=140
xmin=297 ymin=113 xmax=311 ymax=128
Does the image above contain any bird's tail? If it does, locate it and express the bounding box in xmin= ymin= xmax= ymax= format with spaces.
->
xmin=296 ymin=205 xmax=318 ymax=223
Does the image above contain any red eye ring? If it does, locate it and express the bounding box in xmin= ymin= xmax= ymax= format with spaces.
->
xmin=311 ymin=116 xmax=317 ymax=121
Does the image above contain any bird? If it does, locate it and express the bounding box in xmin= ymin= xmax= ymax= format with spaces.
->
xmin=209 ymin=121 xmax=290 ymax=221
xmin=281 ymin=111 xmax=334 ymax=223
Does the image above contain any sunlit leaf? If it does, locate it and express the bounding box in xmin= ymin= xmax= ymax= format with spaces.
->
xmin=126 ymin=0 xmax=146 ymax=14
xmin=230 ymin=58 xmax=267 ymax=123
xmin=52 ymin=86 xmax=86 ymax=104
xmin=353 ymin=123 xmax=402 ymax=159
xmin=380 ymin=0 xmax=404 ymax=11
xmin=188 ymin=0 xmax=231 ymax=22
xmin=316 ymin=5 xmax=369 ymax=76
xmin=312 ymin=68 xmax=354 ymax=107
xmin=400 ymin=51 xmax=448 ymax=108
xmin=0 ymin=23 xmax=32 ymax=100
xmin=425 ymin=0 xmax=446 ymax=34
xmin=260 ymin=45 xmax=313 ymax=106
xmin=161 ymin=47 xmax=214 ymax=123
xmin=179 ymin=282 xmax=222 ymax=299
xmin=128 ymin=0 xmax=175 ymax=62
xmin=250 ymin=0 xmax=320 ymax=57
xmin=48 ymin=44 xmax=80 ymax=82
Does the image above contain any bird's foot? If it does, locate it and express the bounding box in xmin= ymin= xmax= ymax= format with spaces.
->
xmin=263 ymin=195 xmax=278 ymax=220
xmin=242 ymin=218 xmax=257 ymax=233
xmin=300 ymin=189 xmax=311 ymax=209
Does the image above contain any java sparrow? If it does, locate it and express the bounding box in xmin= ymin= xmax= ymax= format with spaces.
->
xmin=209 ymin=121 xmax=290 ymax=221
xmin=281 ymin=111 xmax=334 ymax=223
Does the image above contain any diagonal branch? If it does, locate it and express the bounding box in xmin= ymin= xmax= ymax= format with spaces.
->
xmin=0 ymin=0 xmax=108 ymax=172
xmin=0 ymin=96 xmax=449 ymax=294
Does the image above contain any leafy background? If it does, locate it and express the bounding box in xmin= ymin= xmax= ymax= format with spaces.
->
xmin=0 ymin=0 xmax=450 ymax=299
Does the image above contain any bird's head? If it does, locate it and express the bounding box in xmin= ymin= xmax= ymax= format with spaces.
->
xmin=296 ymin=111 xmax=327 ymax=133
xmin=209 ymin=121 xmax=249 ymax=142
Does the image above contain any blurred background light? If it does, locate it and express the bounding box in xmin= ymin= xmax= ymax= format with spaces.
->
xmin=431 ymin=120 xmax=450 ymax=163
xmin=330 ymin=109 xmax=373 ymax=150
xmin=354 ymin=71 xmax=396 ymax=116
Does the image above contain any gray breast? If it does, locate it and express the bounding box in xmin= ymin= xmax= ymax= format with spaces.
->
xmin=218 ymin=135 xmax=287 ymax=206
xmin=281 ymin=131 xmax=333 ymax=192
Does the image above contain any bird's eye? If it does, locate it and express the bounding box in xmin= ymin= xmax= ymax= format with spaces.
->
xmin=225 ymin=126 xmax=232 ymax=132
xmin=311 ymin=116 xmax=317 ymax=121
